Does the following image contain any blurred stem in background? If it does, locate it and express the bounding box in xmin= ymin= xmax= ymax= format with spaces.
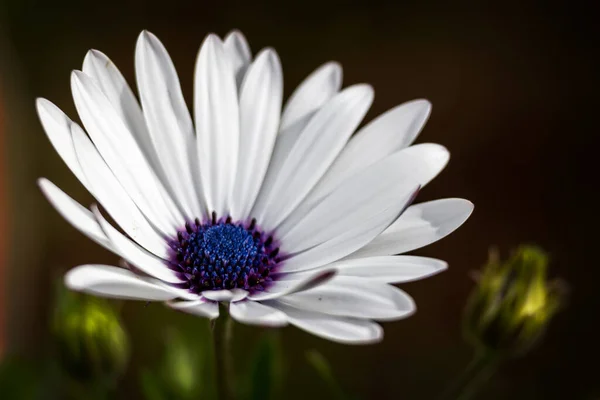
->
xmin=139 ymin=315 xmax=217 ymax=400
xmin=440 ymin=246 xmax=564 ymax=400
xmin=306 ymin=350 xmax=350 ymax=400
xmin=438 ymin=350 xmax=501 ymax=400
xmin=245 ymin=332 xmax=284 ymax=400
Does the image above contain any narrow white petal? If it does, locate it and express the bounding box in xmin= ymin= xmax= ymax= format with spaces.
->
xmin=279 ymin=277 xmax=415 ymax=320
xmin=253 ymin=63 xmax=343 ymax=221
xmin=36 ymin=99 xmax=88 ymax=187
xmin=280 ymin=151 xmax=425 ymax=254
xmin=168 ymin=299 xmax=220 ymax=319
xmin=332 ymin=255 xmax=447 ymax=283
xmin=71 ymin=70 xmax=181 ymax=232
xmin=267 ymin=302 xmax=383 ymax=344
xmin=195 ymin=34 xmax=240 ymax=217
xmin=230 ymin=49 xmax=283 ymax=220
xmin=280 ymin=185 xmax=420 ymax=273
xmin=250 ymin=132 xmax=299 ymax=221
xmin=65 ymin=264 xmax=178 ymax=300
xmin=201 ymin=289 xmax=248 ymax=302
xmin=253 ymin=84 xmax=374 ymax=230
xmin=229 ymin=301 xmax=288 ymax=327
xmin=248 ymin=268 xmax=336 ymax=301
xmin=349 ymin=198 xmax=474 ymax=258
xmin=224 ymin=30 xmax=252 ymax=89
xmin=307 ymin=99 xmax=432 ymax=202
xmin=153 ymin=282 xmax=200 ymax=301
xmin=135 ymin=31 xmax=204 ymax=220
xmin=71 ymin=125 xmax=169 ymax=255
xmin=393 ymin=143 xmax=449 ymax=186
xmin=82 ymin=49 xmax=158 ymax=168
xmin=84 ymin=51 xmax=187 ymax=226
xmin=278 ymin=143 xmax=448 ymax=236
xmin=92 ymin=207 xmax=182 ymax=284
xmin=38 ymin=178 xmax=111 ymax=251
xmin=280 ymin=62 xmax=343 ymax=133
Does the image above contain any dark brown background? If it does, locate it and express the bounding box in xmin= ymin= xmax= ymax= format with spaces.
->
xmin=1 ymin=1 xmax=598 ymax=399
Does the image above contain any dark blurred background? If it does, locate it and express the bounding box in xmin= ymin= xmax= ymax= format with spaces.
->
xmin=1 ymin=1 xmax=598 ymax=399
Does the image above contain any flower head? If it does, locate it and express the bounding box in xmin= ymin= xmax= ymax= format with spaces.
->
xmin=463 ymin=246 xmax=562 ymax=355
xmin=37 ymin=30 xmax=472 ymax=344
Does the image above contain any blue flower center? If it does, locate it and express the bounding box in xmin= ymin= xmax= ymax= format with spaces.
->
xmin=168 ymin=214 xmax=280 ymax=293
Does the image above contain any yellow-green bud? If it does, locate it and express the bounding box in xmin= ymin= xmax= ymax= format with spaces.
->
xmin=53 ymin=289 xmax=129 ymax=382
xmin=463 ymin=246 xmax=562 ymax=356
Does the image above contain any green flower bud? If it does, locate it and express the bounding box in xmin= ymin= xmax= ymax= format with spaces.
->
xmin=463 ymin=246 xmax=562 ymax=356
xmin=53 ymin=289 xmax=129 ymax=383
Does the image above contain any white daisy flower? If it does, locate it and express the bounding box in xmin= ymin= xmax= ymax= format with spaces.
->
xmin=37 ymin=30 xmax=473 ymax=344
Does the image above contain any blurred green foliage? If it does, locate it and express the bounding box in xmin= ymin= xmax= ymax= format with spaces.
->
xmin=53 ymin=286 xmax=130 ymax=385
xmin=0 ymin=357 xmax=42 ymax=399
xmin=0 ymin=283 xmax=130 ymax=399
xmin=244 ymin=332 xmax=284 ymax=400
xmin=463 ymin=246 xmax=563 ymax=357
xmin=139 ymin=323 xmax=216 ymax=400
xmin=306 ymin=350 xmax=352 ymax=400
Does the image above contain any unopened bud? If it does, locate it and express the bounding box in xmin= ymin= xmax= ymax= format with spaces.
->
xmin=53 ymin=289 xmax=129 ymax=382
xmin=463 ymin=246 xmax=563 ymax=356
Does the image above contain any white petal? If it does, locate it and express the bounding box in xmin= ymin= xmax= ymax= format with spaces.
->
xmin=280 ymin=151 xmax=425 ymax=255
xmin=394 ymin=143 xmax=449 ymax=186
xmin=280 ymin=62 xmax=343 ymax=133
xmin=229 ymin=49 xmax=283 ymax=220
xmin=279 ymin=277 xmax=415 ymax=321
xmin=82 ymin=49 xmax=158 ymax=168
xmin=266 ymin=302 xmax=383 ymax=344
xmin=92 ymin=206 xmax=182 ymax=284
xmin=154 ymin=282 xmax=200 ymax=301
xmin=250 ymin=132 xmax=298 ymax=221
xmin=279 ymin=184 xmax=419 ymax=273
xmin=71 ymin=125 xmax=169 ymax=256
xmin=248 ymin=268 xmax=336 ymax=301
xmin=332 ymin=255 xmax=447 ymax=283
xmin=65 ymin=264 xmax=179 ymax=300
xmin=201 ymin=289 xmax=248 ymax=302
xmin=71 ymin=70 xmax=181 ymax=233
xmin=224 ymin=30 xmax=252 ymax=89
xmin=278 ymin=143 xmax=448 ymax=237
xmin=229 ymin=301 xmax=288 ymax=327
xmin=349 ymin=198 xmax=474 ymax=258
xmin=306 ymin=99 xmax=432 ymax=203
xmin=252 ymin=63 xmax=343 ymax=222
xmin=36 ymin=99 xmax=89 ymax=188
xmin=168 ymin=299 xmax=220 ymax=319
xmin=135 ymin=31 xmax=204 ymax=220
xmin=194 ymin=34 xmax=240 ymax=217
xmin=38 ymin=178 xmax=112 ymax=251
xmin=253 ymin=84 xmax=374 ymax=230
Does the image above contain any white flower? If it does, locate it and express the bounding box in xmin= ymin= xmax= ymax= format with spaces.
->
xmin=37 ymin=30 xmax=473 ymax=344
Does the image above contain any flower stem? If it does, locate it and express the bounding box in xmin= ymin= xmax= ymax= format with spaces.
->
xmin=438 ymin=350 xmax=501 ymax=400
xmin=214 ymin=307 xmax=235 ymax=400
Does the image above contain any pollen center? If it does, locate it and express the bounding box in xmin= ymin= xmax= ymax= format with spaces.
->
xmin=168 ymin=215 xmax=280 ymax=293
